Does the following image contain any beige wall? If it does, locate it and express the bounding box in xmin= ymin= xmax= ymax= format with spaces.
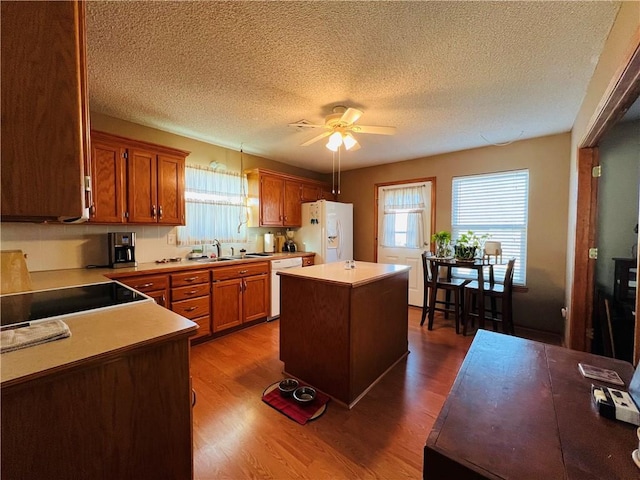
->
xmin=566 ymin=2 xmax=640 ymax=345
xmin=91 ymin=112 xmax=327 ymax=181
xmin=339 ymin=133 xmax=571 ymax=333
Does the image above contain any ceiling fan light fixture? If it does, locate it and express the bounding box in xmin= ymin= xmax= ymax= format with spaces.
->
xmin=326 ymin=131 xmax=343 ymax=151
xmin=343 ymin=133 xmax=357 ymax=150
xmin=326 ymin=139 xmax=340 ymax=152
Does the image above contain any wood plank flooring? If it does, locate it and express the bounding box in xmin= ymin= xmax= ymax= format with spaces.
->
xmin=190 ymin=307 xmax=476 ymax=479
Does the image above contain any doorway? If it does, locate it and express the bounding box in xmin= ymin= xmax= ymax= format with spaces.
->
xmin=375 ymin=178 xmax=436 ymax=306
xmin=570 ymin=38 xmax=640 ymax=362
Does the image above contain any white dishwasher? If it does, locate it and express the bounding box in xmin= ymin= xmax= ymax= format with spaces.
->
xmin=269 ymin=257 xmax=303 ymax=320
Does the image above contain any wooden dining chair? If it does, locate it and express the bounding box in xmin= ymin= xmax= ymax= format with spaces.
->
xmin=463 ymin=258 xmax=516 ymax=335
xmin=420 ymin=252 xmax=469 ymax=333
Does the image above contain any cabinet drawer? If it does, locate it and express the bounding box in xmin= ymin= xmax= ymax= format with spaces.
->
xmin=118 ymin=274 xmax=168 ymax=293
xmin=171 ymin=270 xmax=209 ymax=287
xmin=191 ymin=315 xmax=211 ymax=340
xmin=172 ymin=295 xmax=210 ymax=319
xmin=212 ymin=262 xmax=269 ymax=281
xmin=172 ymin=283 xmax=210 ymax=302
xmin=302 ymin=256 xmax=314 ymax=267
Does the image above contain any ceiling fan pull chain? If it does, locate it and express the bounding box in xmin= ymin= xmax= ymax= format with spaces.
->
xmin=332 ymin=150 xmax=336 ymax=194
xmin=337 ymin=147 xmax=341 ymax=195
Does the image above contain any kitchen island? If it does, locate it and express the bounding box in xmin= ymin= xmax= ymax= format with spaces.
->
xmin=1 ymin=275 xmax=198 ymax=479
xmin=278 ymin=261 xmax=410 ymax=408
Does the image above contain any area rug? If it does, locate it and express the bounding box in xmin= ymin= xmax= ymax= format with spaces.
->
xmin=262 ymin=380 xmax=330 ymax=425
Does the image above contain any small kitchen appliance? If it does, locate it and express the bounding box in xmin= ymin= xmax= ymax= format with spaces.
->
xmin=108 ymin=232 xmax=137 ymax=268
xmin=284 ymin=229 xmax=297 ymax=252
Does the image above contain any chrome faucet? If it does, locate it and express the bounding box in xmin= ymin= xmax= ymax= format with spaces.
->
xmin=212 ymin=239 xmax=221 ymax=258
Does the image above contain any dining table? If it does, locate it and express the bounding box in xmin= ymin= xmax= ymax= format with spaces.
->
xmin=426 ymin=256 xmax=505 ymax=334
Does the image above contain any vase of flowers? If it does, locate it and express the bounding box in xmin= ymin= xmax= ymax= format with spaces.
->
xmin=454 ymin=231 xmax=489 ymax=262
xmin=431 ymin=231 xmax=453 ymax=258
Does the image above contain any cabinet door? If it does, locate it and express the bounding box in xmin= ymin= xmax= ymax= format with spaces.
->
xmin=157 ymin=154 xmax=185 ymax=225
xmin=90 ymin=138 xmax=125 ymax=223
xmin=260 ymin=175 xmax=284 ymax=226
xmin=212 ymin=279 xmax=243 ymax=332
xmin=301 ymin=183 xmax=320 ymax=203
xmin=127 ymin=148 xmax=158 ymax=223
xmin=148 ymin=290 xmax=168 ymax=308
xmin=283 ymin=180 xmax=302 ymax=226
xmin=1 ymin=1 xmax=89 ymax=221
xmin=320 ymin=187 xmax=336 ymax=201
xmin=243 ymin=273 xmax=270 ymax=322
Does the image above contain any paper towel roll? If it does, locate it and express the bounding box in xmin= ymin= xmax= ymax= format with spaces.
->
xmin=264 ymin=233 xmax=275 ymax=253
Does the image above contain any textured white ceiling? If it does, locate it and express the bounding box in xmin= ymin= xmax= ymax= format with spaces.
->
xmin=86 ymin=1 xmax=621 ymax=173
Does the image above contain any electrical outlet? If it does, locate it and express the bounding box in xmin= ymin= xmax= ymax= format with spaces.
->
xmin=167 ymin=233 xmax=176 ymax=245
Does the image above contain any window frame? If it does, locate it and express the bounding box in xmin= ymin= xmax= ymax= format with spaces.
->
xmin=451 ymin=169 xmax=529 ymax=286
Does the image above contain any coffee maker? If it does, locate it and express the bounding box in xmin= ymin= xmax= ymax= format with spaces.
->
xmin=108 ymin=232 xmax=137 ymax=268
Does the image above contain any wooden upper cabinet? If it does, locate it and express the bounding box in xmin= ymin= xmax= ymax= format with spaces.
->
xmin=89 ymin=131 xmax=188 ymax=225
xmin=301 ymin=183 xmax=321 ymax=203
xmin=1 ymin=1 xmax=89 ymax=222
xmin=247 ymin=169 xmax=332 ymax=227
xmin=283 ymin=180 xmax=302 ymax=226
xmin=259 ymin=174 xmax=285 ymax=226
xmin=90 ymin=136 xmax=126 ymax=223
xmin=127 ymin=148 xmax=158 ymax=224
xmin=157 ymin=155 xmax=185 ymax=225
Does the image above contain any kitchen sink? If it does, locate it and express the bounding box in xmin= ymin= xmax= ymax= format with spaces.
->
xmin=194 ymin=257 xmax=234 ymax=263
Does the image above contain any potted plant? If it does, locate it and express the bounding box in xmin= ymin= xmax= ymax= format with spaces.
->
xmin=454 ymin=231 xmax=489 ymax=262
xmin=431 ymin=231 xmax=452 ymax=258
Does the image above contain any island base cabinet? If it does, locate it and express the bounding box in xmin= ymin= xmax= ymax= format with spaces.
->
xmin=1 ymin=338 xmax=193 ymax=480
xmin=280 ymin=271 xmax=409 ymax=407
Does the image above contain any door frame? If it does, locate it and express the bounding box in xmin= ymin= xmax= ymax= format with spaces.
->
xmin=373 ymin=177 xmax=437 ymax=262
xmin=569 ymin=34 xmax=640 ymax=362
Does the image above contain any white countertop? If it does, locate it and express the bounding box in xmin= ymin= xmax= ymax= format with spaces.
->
xmin=277 ymin=261 xmax=410 ymax=287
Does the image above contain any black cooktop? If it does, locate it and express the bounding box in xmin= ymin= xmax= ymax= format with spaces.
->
xmin=1 ymin=282 xmax=149 ymax=329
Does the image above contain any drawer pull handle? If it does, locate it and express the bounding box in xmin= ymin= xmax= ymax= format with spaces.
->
xmin=136 ymin=282 xmax=154 ymax=289
xmin=239 ymin=270 xmax=248 ymax=274
xmin=187 ymin=289 xmax=198 ymax=295
xmin=185 ymin=306 xmax=198 ymax=312
xmin=184 ymin=277 xmax=198 ymax=282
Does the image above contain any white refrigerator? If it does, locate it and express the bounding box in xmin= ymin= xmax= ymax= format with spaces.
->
xmin=296 ymin=200 xmax=353 ymax=264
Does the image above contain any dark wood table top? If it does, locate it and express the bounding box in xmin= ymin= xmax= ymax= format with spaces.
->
xmin=424 ymin=330 xmax=639 ymax=479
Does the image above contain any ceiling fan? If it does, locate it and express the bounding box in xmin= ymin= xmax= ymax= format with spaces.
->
xmin=289 ymin=106 xmax=396 ymax=151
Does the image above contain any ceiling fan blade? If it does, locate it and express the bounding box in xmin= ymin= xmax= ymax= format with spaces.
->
xmin=340 ymin=108 xmax=363 ymax=125
xmin=288 ymin=122 xmax=327 ymax=128
xmin=300 ymin=130 xmax=332 ymax=146
xmin=350 ymin=125 xmax=397 ymax=135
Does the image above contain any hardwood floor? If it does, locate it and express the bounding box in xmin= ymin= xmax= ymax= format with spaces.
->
xmin=190 ymin=307 xmax=474 ymax=479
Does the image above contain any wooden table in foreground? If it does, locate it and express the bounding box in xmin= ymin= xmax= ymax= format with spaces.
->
xmin=278 ymin=261 xmax=410 ymax=408
xmin=424 ymin=330 xmax=639 ymax=479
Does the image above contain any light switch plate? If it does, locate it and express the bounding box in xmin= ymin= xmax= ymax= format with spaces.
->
xmin=167 ymin=233 xmax=176 ymax=245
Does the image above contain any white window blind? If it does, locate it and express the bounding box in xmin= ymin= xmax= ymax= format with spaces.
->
xmin=451 ymin=170 xmax=529 ymax=285
xmin=177 ymin=165 xmax=248 ymax=246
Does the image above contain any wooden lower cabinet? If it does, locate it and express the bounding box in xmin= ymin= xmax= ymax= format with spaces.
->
xmin=212 ymin=262 xmax=270 ymax=333
xmin=170 ymin=270 xmax=211 ymax=341
xmin=212 ymin=278 xmax=243 ymax=332
xmin=113 ymin=261 xmax=271 ymax=341
xmin=302 ymin=256 xmax=315 ymax=267
xmin=117 ymin=273 xmax=169 ymax=308
xmin=1 ymin=336 xmax=194 ymax=479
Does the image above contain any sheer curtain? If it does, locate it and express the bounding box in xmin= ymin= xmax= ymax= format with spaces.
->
xmin=177 ymin=165 xmax=248 ymax=246
xmin=381 ymin=185 xmax=427 ymax=248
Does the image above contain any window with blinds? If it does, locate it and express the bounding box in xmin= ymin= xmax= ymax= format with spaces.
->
xmin=451 ymin=170 xmax=529 ymax=285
